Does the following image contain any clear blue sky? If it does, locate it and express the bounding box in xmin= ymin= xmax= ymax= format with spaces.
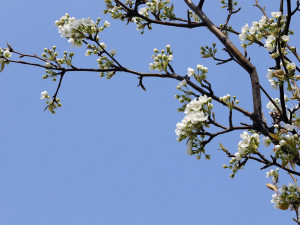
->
xmin=0 ymin=0 xmax=299 ymax=224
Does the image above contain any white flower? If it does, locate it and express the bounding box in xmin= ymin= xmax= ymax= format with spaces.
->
xmin=198 ymin=95 xmax=209 ymax=105
xmin=271 ymin=11 xmax=282 ymax=18
xmin=187 ymin=67 xmax=195 ymax=76
xmin=189 ymin=99 xmax=202 ymax=111
xmin=179 ymin=79 xmax=187 ymax=87
xmin=104 ymin=20 xmax=110 ymax=27
xmin=235 ymin=152 xmax=242 ymax=161
xmin=197 ymin=64 xmax=204 ymax=70
xmin=168 ymin=55 xmax=173 ymax=61
xmin=166 ymin=44 xmax=171 ymax=49
xmin=190 ymin=111 xmax=208 ymax=124
xmin=284 ymin=123 xmax=295 ymax=131
xmin=266 ymin=98 xmax=280 ymax=111
xmin=45 ymin=62 xmax=51 ymax=68
xmin=263 ymin=136 xmax=271 ymax=147
xmin=249 ymin=26 xmax=256 ymax=35
xmin=264 ymin=35 xmax=276 ymax=51
xmin=259 ymin=16 xmax=267 ymax=27
xmin=279 ymin=140 xmax=286 ymax=146
xmin=282 ymin=35 xmax=290 ymax=42
xmin=252 ymin=21 xmax=259 ymax=28
xmin=149 ymin=63 xmax=154 ymax=70
xmin=241 ymin=23 xmax=249 ymax=34
xmin=286 ymin=62 xmax=296 ymax=70
xmin=100 ymin=42 xmax=106 ymax=49
xmin=266 ymin=69 xmax=273 ymax=79
xmin=274 ymin=145 xmax=281 ymax=151
xmin=40 ymin=91 xmax=48 ymax=99
xmin=253 ymin=133 xmax=259 ymax=140
xmin=139 ymin=7 xmax=147 ymax=15
xmin=239 ymin=34 xmax=247 ymax=43
xmin=110 ymin=49 xmax=117 ymax=55
xmin=4 ymin=50 xmax=12 ymax=58
xmin=85 ymin=50 xmax=92 ymax=56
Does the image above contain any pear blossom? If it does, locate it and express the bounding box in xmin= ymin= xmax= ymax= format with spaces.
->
xmin=187 ymin=68 xmax=195 ymax=76
xmin=4 ymin=50 xmax=12 ymax=58
xmin=179 ymin=79 xmax=187 ymax=87
xmin=274 ymin=145 xmax=281 ymax=151
xmin=286 ymin=62 xmax=296 ymax=70
xmin=263 ymin=136 xmax=271 ymax=147
xmin=241 ymin=23 xmax=249 ymax=34
xmin=282 ymin=35 xmax=290 ymax=42
xmin=271 ymin=11 xmax=282 ymax=18
xmin=264 ymin=35 xmax=276 ymax=51
xmin=104 ymin=20 xmax=110 ymax=27
xmin=40 ymin=91 xmax=48 ymax=99
xmin=110 ymin=49 xmax=117 ymax=55
xmin=259 ymin=16 xmax=267 ymax=27
xmin=284 ymin=123 xmax=295 ymax=131
xmin=234 ymin=152 xmax=242 ymax=161
xmin=100 ymin=42 xmax=107 ymax=49
xmin=175 ymin=95 xmax=212 ymax=142
xmin=139 ymin=7 xmax=147 ymax=15
xmin=85 ymin=50 xmax=92 ymax=56
xmin=45 ymin=62 xmax=51 ymax=68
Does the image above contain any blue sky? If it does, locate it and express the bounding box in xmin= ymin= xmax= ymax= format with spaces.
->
xmin=0 ymin=0 xmax=299 ymax=224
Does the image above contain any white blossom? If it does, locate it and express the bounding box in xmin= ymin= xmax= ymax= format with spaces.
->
xmin=104 ymin=20 xmax=110 ymax=27
xmin=110 ymin=49 xmax=117 ymax=55
xmin=271 ymin=11 xmax=282 ymax=18
xmin=40 ymin=91 xmax=48 ymax=99
xmin=187 ymin=67 xmax=195 ymax=76
xmin=100 ymin=42 xmax=107 ymax=49
xmin=264 ymin=35 xmax=276 ymax=51
xmin=241 ymin=23 xmax=249 ymax=34
xmin=4 ymin=50 xmax=12 ymax=58
xmin=284 ymin=123 xmax=295 ymax=131
xmin=274 ymin=145 xmax=281 ymax=151
xmin=263 ymin=136 xmax=271 ymax=147
xmin=139 ymin=7 xmax=147 ymax=15
xmin=235 ymin=152 xmax=242 ymax=161
xmin=259 ymin=16 xmax=267 ymax=27
xmin=282 ymin=35 xmax=290 ymax=42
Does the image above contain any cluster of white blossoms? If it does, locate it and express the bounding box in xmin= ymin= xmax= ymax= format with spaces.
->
xmin=175 ymin=95 xmax=212 ymax=143
xmin=185 ymin=64 xmax=208 ymax=82
xmin=219 ymin=94 xmax=239 ymax=109
xmin=133 ymin=0 xmax=175 ymax=31
xmin=149 ymin=45 xmax=173 ymax=72
xmin=234 ymin=131 xmax=260 ymax=161
xmin=239 ymin=12 xmax=291 ymax=52
xmin=104 ymin=0 xmax=174 ymax=32
xmin=55 ymin=13 xmax=109 ymax=47
xmin=271 ymin=183 xmax=299 ymax=210
xmin=138 ymin=0 xmax=172 ymax=18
